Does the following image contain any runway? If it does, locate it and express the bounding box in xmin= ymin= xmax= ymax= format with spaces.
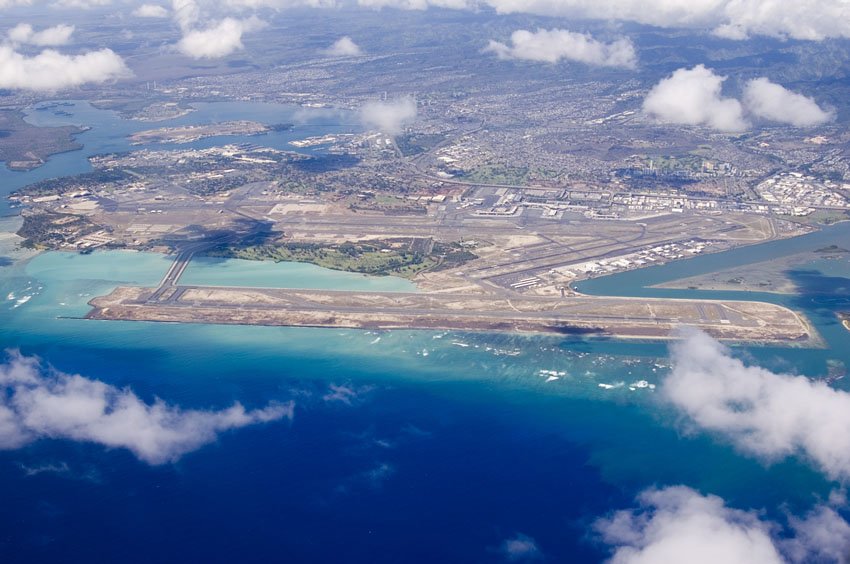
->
xmin=88 ymin=283 xmax=814 ymax=345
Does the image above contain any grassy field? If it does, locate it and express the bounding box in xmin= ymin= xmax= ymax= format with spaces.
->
xmin=784 ymin=209 xmax=850 ymax=226
xmin=461 ymin=165 xmax=530 ymax=185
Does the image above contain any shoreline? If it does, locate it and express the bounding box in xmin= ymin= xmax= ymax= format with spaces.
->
xmin=80 ymin=314 xmax=817 ymax=348
xmin=568 ymin=220 xmax=850 ymax=299
xmin=3 ymin=141 xmax=85 ymax=172
xmin=1 ymin=210 xmax=844 ymax=350
xmin=86 ymin=285 xmax=817 ymax=347
xmin=0 ymin=236 xmax=829 ymax=349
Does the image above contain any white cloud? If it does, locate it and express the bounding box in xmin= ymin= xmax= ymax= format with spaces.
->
xmin=482 ymin=0 xmax=850 ymax=41
xmin=0 ymin=45 xmax=129 ymax=91
xmin=357 ymin=0 xmax=474 ymax=9
xmin=596 ymin=486 xmax=850 ymax=564
xmin=0 ymin=0 xmax=33 ymax=8
xmin=171 ymin=0 xmax=265 ymax=59
xmin=645 ymin=68 xmax=833 ymax=131
xmin=323 ymin=384 xmax=358 ymax=404
xmin=743 ymin=78 xmax=833 ymax=128
xmin=484 ymin=0 xmax=725 ymax=27
xmin=133 ymin=3 xmax=170 ymax=17
xmin=359 ymin=97 xmax=417 ymax=135
xmin=19 ymin=461 xmax=101 ymax=482
xmin=500 ymin=533 xmax=543 ymax=561
xmin=223 ymin=0 xmax=338 ymax=7
xmin=0 ymin=351 xmax=293 ymax=465
xmin=664 ymin=329 xmax=850 ymax=481
xmin=365 ymin=461 xmax=395 ymax=486
xmin=172 ymin=0 xmax=268 ymax=59
xmin=177 ymin=16 xmax=264 ymax=59
xmin=597 ymin=487 xmax=783 ymax=564
xmin=643 ymin=65 xmax=747 ymax=132
xmin=718 ymin=1 xmax=850 ymax=41
xmin=19 ymin=461 xmax=71 ymax=476
xmin=485 ymin=28 xmax=636 ymax=68
xmin=322 ymin=383 xmax=373 ymax=405
xmin=334 ymin=461 xmax=396 ymax=496
xmin=3 ymin=0 xmax=850 ymax=41
xmin=50 ymin=0 xmax=111 ymax=7
xmin=323 ymin=35 xmax=363 ymax=56
xmin=172 ymin=0 xmax=200 ymax=31
xmin=782 ymin=505 xmax=850 ymax=563
xmin=8 ymin=23 xmax=75 ymax=46
xmin=341 ymin=0 xmax=850 ymax=41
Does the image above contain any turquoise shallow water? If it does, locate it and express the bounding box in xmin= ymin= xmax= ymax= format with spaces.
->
xmin=182 ymin=255 xmax=417 ymax=292
xmin=1 ymin=244 xmax=847 ymax=562
xmin=1 ymin=101 xmax=849 ymax=562
xmin=0 ymin=245 xmax=832 ymax=562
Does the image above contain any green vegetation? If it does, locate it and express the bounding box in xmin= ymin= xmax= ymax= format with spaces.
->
xmin=396 ymin=133 xmax=445 ymax=157
xmin=15 ymin=169 xmax=131 ymax=198
xmin=346 ymin=193 xmax=427 ymax=215
xmin=0 ymin=110 xmax=85 ymax=171
xmin=786 ymin=210 xmax=850 ymax=226
xmin=17 ymin=211 xmax=101 ymax=248
xmin=651 ymin=154 xmax=705 ymax=172
xmin=431 ymin=242 xmax=479 ymax=271
xmin=280 ymin=180 xmax=320 ymax=195
xmin=461 ymin=165 xmax=530 ymax=185
xmin=205 ymin=239 xmax=477 ymax=279
xmin=458 ymin=165 xmax=561 ymax=186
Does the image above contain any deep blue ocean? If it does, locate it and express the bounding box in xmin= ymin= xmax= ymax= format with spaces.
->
xmin=1 ymin=102 xmax=849 ymax=563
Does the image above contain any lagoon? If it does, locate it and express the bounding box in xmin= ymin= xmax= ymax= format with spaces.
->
xmin=182 ymin=255 xmax=418 ymax=292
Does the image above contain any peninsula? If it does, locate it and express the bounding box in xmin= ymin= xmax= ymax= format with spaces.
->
xmin=0 ymin=109 xmax=85 ymax=171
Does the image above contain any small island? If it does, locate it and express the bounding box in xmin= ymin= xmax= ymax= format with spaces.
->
xmin=840 ymin=312 xmax=850 ymax=332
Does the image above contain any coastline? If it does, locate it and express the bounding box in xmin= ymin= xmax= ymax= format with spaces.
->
xmin=647 ymin=243 xmax=849 ymax=296
xmin=0 ymin=215 xmax=841 ymax=350
xmin=3 ymin=139 xmax=85 ymax=172
xmin=87 ymin=285 xmax=816 ymax=346
xmin=2 ymin=103 xmax=847 ymax=352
